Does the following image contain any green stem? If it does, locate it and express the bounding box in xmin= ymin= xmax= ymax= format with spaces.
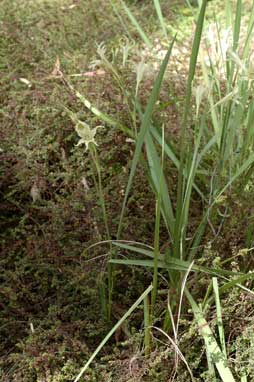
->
xmin=90 ymin=144 xmax=113 ymax=320
xmin=151 ymin=197 xmax=161 ymax=312
xmin=90 ymin=145 xmax=111 ymax=243
xmin=144 ymin=294 xmax=151 ymax=356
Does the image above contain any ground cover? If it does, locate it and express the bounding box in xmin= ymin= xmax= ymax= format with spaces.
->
xmin=1 ymin=1 xmax=254 ymax=381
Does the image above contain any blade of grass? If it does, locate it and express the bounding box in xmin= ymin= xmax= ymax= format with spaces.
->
xmin=117 ymin=37 xmax=176 ymax=239
xmin=73 ymin=284 xmax=153 ymax=382
xmin=212 ymin=277 xmax=227 ymax=358
xmin=64 ymin=80 xmax=132 ymax=137
xmin=185 ymin=288 xmax=236 ymax=382
xmin=145 ymin=131 xmax=175 ymax=236
xmin=200 ymin=49 xmax=221 ymax=145
xmin=225 ymin=0 xmax=232 ymax=29
xmin=151 ymin=123 xmax=210 ymax=200
xmin=151 ymin=127 xmax=164 ymax=310
xmin=174 ymin=0 xmax=208 ymax=259
xmin=110 ymin=254 xmax=241 ymax=279
xmin=176 ymin=261 xmax=194 ymax=337
xmin=233 ymin=0 xmax=242 ymax=53
xmin=144 ymin=294 xmax=151 ymax=356
xmin=119 ymin=0 xmax=152 ymax=47
xmin=215 ymin=153 xmax=254 ymax=202
xmin=203 ymin=271 xmax=254 ymax=311
xmin=176 ymin=118 xmax=204 ymax=260
xmin=111 ymin=242 xmax=237 ymax=276
xmin=189 ymin=153 xmax=254 ymax=262
xmin=110 ymin=0 xmax=133 ymax=40
xmin=153 ymin=0 xmax=167 ymax=37
xmin=225 ymin=0 xmax=242 ymax=90
xmin=242 ymin=1 xmax=254 ymax=59
xmin=134 ymin=101 xmax=175 ymax=233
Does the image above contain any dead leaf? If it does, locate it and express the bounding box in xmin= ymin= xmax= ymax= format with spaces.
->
xmin=49 ymin=56 xmax=63 ymax=78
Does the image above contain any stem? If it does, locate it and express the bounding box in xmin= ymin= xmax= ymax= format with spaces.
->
xmin=89 ymin=144 xmax=113 ymax=320
xmin=151 ymin=127 xmax=164 ymax=312
xmin=90 ymin=145 xmax=111 ymax=243
xmin=144 ymin=294 xmax=151 ymax=356
xmin=151 ymin=197 xmax=161 ymax=312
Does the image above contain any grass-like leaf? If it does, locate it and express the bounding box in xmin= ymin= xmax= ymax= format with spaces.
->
xmin=213 ymin=277 xmax=227 ymax=358
xmin=117 ymin=37 xmax=176 ymax=238
xmin=185 ymin=289 xmax=236 ymax=382
xmin=119 ymin=0 xmax=152 ymax=47
xmin=73 ymin=284 xmax=153 ymax=382
xmin=174 ymin=0 xmax=209 ymax=259
xmin=110 ymin=242 xmax=242 ymax=278
xmin=153 ymin=0 xmax=167 ymax=37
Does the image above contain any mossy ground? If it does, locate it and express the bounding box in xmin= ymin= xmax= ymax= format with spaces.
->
xmin=1 ymin=0 xmax=254 ymax=381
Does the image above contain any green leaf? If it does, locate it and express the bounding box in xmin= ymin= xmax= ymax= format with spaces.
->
xmin=153 ymin=0 xmax=167 ymax=37
xmin=117 ymin=37 xmax=176 ymax=238
xmin=185 ymin=289 xmax=236 ymax=382
xmin=120 ymin=0 xmax=152 ymax=47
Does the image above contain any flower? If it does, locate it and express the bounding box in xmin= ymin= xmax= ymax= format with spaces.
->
xmin=75 ymin=120 xmax=98 ymax=150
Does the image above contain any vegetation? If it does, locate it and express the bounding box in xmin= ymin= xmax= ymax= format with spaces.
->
xmin=1 ymin=0 xmax=254 ymax=381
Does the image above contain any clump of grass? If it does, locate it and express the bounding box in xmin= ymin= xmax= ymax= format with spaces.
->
xmin=71 ymin=0 xmax=254 ymax=379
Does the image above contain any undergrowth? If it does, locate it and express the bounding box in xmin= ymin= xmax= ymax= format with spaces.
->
xmin=2 ymin=0 xmax=254 ymax=381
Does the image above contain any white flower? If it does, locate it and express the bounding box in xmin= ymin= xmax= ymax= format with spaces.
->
xmin=75 ymin=120 xmax=98 ymax=150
